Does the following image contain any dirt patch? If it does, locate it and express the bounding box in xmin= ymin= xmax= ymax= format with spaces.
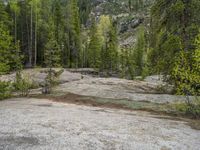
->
xmin=34 ymin=93 xmax=179 ymax=114
xmin=38 ymin=93 xmax=132 ymax=111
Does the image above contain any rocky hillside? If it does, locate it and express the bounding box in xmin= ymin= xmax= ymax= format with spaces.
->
xmin=90 ymin=0 xmax=154 ymax=47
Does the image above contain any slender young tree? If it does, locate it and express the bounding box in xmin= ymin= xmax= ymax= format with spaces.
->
xmin=88 ymin=17 xmax=102 ymax=68
xmin=33 ymin=0 xmax=40 ymax=66
xmin=30 ymin=1 xmax=33 ymax=67
xmin=69 ymin=0 xmax=81 ymax=68
xmin=134 ymin=26 xmax=146 ymax=75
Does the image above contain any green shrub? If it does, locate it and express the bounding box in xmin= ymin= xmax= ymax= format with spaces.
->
xmin=171 ymin=33 xmax=200 ymax=95
xmin=185 ymin=96 xmax=200 ymax=118
xmin=42 ymin=69 xmax=64 ymax=94
xmin=0 ymin=81 xmax=12 ymax=100
xmin=0 ymin=63 xmax=10 ymax=75
xmin=13 ymin=72 xmax=32 ymax=96
xmin=174 ymin=97 xmax=200 ymax=118
xmin=155 ymin=85 xmax=167 ymax=94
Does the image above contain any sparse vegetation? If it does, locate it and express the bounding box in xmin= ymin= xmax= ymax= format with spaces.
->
xmin=170 ymin=97 xmax=200 ymax=119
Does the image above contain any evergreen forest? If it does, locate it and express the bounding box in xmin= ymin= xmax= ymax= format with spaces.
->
xmin=0 ymin=0 xmax=200 ymax=95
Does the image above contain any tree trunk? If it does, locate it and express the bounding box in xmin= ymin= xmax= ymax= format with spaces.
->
xmin=30 ymin=4 xmax=33 ymax=67
xmin=34 ymin=4 xmax=37 ymax=66
xmin=26 ymin=7 xmax=31 ymax=67
xmin=14 ymin=12 xmax=17 ymax=44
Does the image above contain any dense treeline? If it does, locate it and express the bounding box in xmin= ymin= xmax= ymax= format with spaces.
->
xmin=0 ymin=0 xmax=86 ymax=69
xmin=148 ymin=0 xmax=200 ymax=94
xmin=0 ymin=0 xmax=119 ymax=71
xmin=0 ymin=0 xmax=200 ymax=95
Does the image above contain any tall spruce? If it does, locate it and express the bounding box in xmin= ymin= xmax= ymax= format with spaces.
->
xmin=88 ymin=17 xmax=102 ymax=68
xmin=69 ymin=0 xmax=81 ymax=68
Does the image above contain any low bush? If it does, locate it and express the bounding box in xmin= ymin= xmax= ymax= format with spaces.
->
xmin=42 ymin=69 xmax=64 ymax=94
xmin=0 ymin=63 xmax=10 ymax=75
xmin=13 ymin=71 xmax=32 ymax=96
xmin=174 ymin=96 xmax=200 ymax=119
xmin=185 ymin=96 xmax=200 ymax=118
xmin=0 ymin=81 xmax=12 ymax=100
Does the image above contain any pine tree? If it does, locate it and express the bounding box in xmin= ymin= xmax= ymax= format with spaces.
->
xmin=53 ymin=0 xmax=62 ymax=44
xmin=33 ymin=0 xmax=40 ymax=66
xmin=134 ymin=26 xmax=146 ymax=76
xmin=0 ymin=23 xmax=11 ymax=74
xmin=88 ymin=17 xmax=102 ymax=68
xmin=10 ymin=0 xmax=20 ymax=44
xmin=69 ymin=0 xmax=81 ymax=68
xmin=78 ymin=0 xmax=92 ymax=25
xmin=43 ymin=29 xmax=61 ymax=94
xmin=120 ymin=48 xmax=135 ymax=79
xmin=97 ymin=15 xmax=111 ymax=72
xmin=105 ymin=20 xmax=119 ymax=73
xmin=0 ymin=1 xmax=10 ymax=25
xmin=0 ymin=21 xmax=22 ymax=74
xmin=44 ymin=31 xmax=61 ymax=68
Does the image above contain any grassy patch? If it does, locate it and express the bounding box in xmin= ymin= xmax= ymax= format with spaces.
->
xmin=170 ymin=98 xmax=200 ymax=119
xmin=33 ymin=92 xmax=197 ymax=118
xmin=31 ymin=93 xmax=200 ymax=130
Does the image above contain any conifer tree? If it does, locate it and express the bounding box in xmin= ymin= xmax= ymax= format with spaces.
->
xmin=10 ymin=0 xmax=20 ymax=44
xmin=134 ymin=26 xmax=145 ymax=75
xmin=44 ymin=31 xmax=61 ymax=68
xmin=105 ymin=20 xmax=119 ymax=73
xmin=0 ymin=23 xmax=12 ymax=74
xmin=88 ymin=17 xmax=102 ymax=68
xmin=69 ymin=0 xmax=81 ymax=68
xmin=43 ymin=30 xmax=61 ymax=94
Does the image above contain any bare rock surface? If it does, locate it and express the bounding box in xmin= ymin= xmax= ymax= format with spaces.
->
xmin=0 ymin=69 xmax=82 ymax=85
xmin=0 ymin=98 xmax=199 ymax=150
xmin=55 ymin=77 xmax=192 ymax=104
xmin=1 ymin=68 xmax=194 ymax=104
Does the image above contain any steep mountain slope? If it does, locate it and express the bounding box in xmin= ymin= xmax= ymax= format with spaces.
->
xmin=89 ymin=0 xmax=154 ymax=47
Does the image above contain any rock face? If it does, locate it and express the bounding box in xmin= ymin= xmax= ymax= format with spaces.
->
xmin=89 ymin=0 xmax=153 ymax=48
xmin=0 ymin=98 xmax=200 ymax=150
xmin=120 ymin=18 xmax=144 ymax=33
